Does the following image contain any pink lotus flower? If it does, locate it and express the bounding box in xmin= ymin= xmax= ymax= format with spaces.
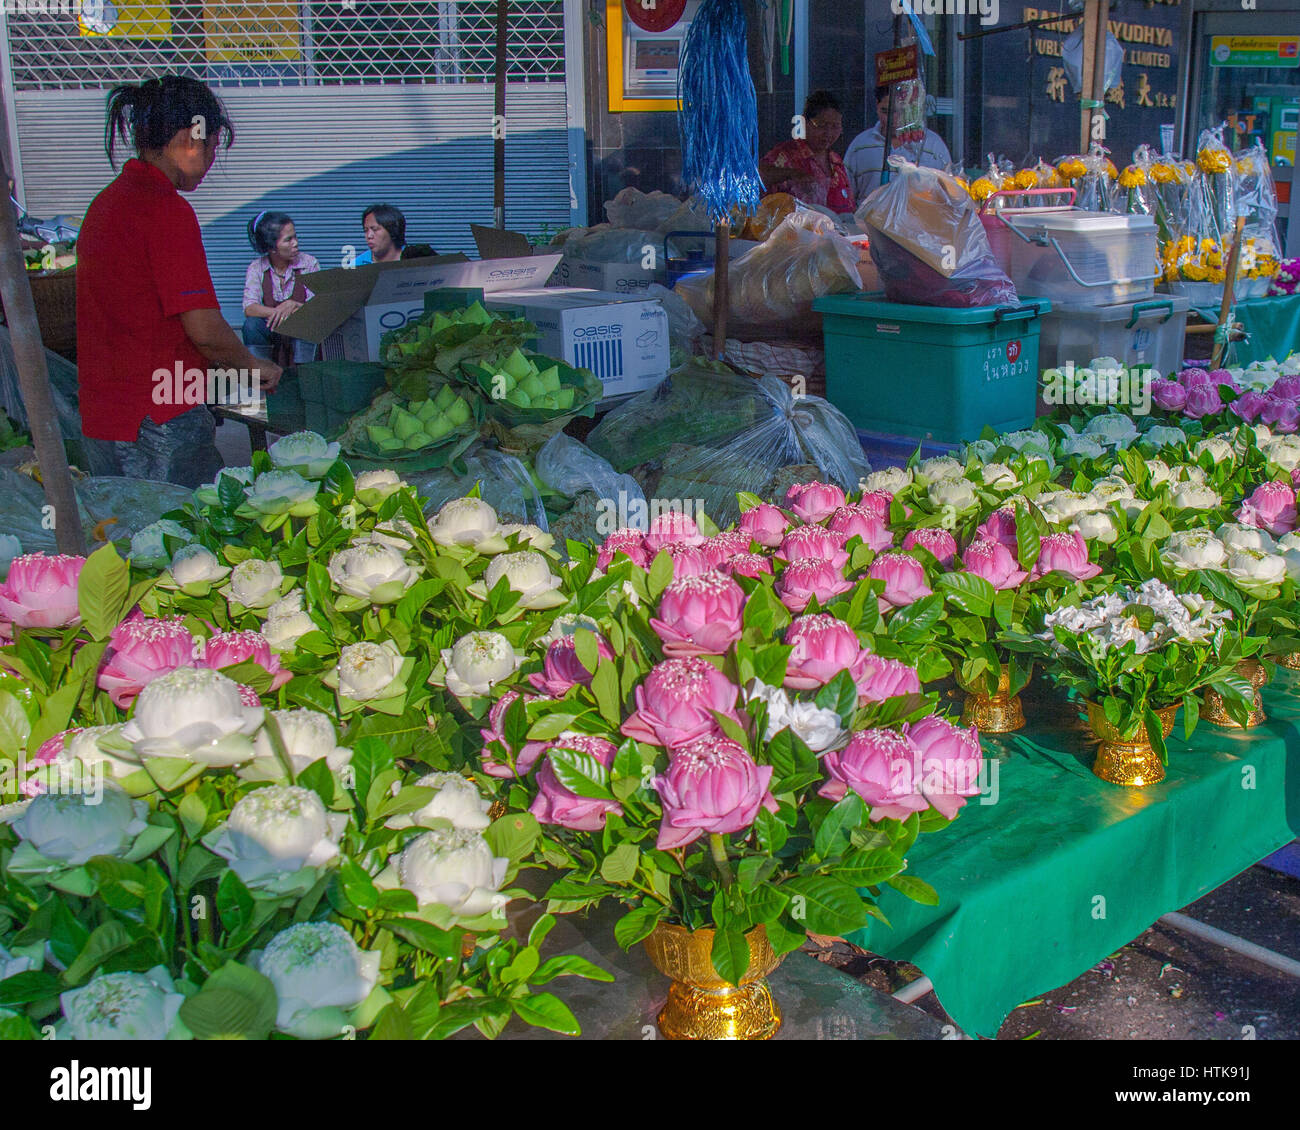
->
xmin=783 ymin=614 xmax=871 ymax=691
xmin=661 ymin=543 xmax=713 ymax=579
xmin=1030 ymin=531 xmax=1102 ymax=581
xmin=1260 ymin=393 xmax=1300 ymax=434
xmin=858 ymin=490 xmax=895 ymax=521
xmin=1270 ymin=375 xmax=1300 ymax=402
xmin=1178 ymin=368 xmax=1212 ymax=389
xmin=0 ymin=553 xmax=84 ymax=630
xmin=869 ymin=553 xmax=933 ymax=610
xmin=1229 ymin=391 xmax=1269 ymax=423
xmin=724 ymin=553 xmax=773 ymax=578
xmin=1235 ymin=480 xmax=1298 ymax=536
xmin=827 ymin=505 xmax=893 ymax=552
xmin=1150 ymin=379 xmax=1188 ymax=412
xmin=775 ymin=557 xmax=853 ymax=613
xmin=786 ymin=481 xmax=847 ymax=524
xmin=531 ymin=734 xmax=623 ymax=831
xmin=777 ymin=525 xmax=849 ymax=569
xmin=904 ymin=714 xmax=983 ymax=819
xmin=975 ymin=508 xmax=1018 ymax=551
xmin=1293 ymin=467 xmax=1300 ymax=492
xmin=644 ymin=512 xmax=705 ymax=553
xmin=97 ymin=615 xmax=197 ymax=708
xmin=1183 ymin=384 xmax=1223 ymax=419
xmin=200 ymin=629 xmax=292 ymax=690
xmin=528 ymin=634 xmax=615 ymax=696
xmin=652 ymin=736 xmax=777 ymax=849
xmin=700 ymin=531 xmax=751 ymax=568
xmin=903 ymin=527 xmax=959 ymax=568
xmin=650 ymin=572 xmax=745 ymax=658
xmin=1208 ymin=368 xmax=1239 ymax=394
xmin=621 ymin=657 xmax=742 ymax=749
xmin=236 ymin=684 xmax=263 ymax=708
xmin=818 ymin=727 xmax=928 ymax=820
xmin=597 ymin=529 xmax=649 ymax=570
xmin=858 ymin=656 xmax=922 ymax=703
xmin=737 ymin=504 xmax=789 ymax=548
xmin=33 ymin=729 xmax=71 ymax=766
xmin=479 ymin=690 xmax=549 ymax=777
xmin=960 ymin=539 xmax=1028 ymax=590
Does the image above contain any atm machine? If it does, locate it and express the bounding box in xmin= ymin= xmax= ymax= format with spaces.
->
xmin=608 ymin=0 xmax=703 ymax=111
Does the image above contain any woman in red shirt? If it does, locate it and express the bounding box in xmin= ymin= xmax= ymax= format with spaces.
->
xmin=758 ymin=90 xmax=856 ymax=215
xmin=77 ymin=76 xmax=281 ymax=487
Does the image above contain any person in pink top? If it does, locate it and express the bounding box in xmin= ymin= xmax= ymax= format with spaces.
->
xmin=241 ymin=210 xmax=319 ymax=367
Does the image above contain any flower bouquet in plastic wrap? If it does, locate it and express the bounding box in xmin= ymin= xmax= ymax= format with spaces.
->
xmin=1161 ymin=128 xmax=1249 ymax=302
xmin=1233 ymin=140 xmax=1282 ymax=298
xmin=1055 ymin=147 xmax=1114 ymax=212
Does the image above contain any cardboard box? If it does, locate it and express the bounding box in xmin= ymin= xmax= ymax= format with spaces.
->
xmin=279 ymin=253 xmax=562 ymax=362
xmin=548 ymin=258 xmax=664 ymax=295
xmin=484 ymin=288 xmax=670 ymax=402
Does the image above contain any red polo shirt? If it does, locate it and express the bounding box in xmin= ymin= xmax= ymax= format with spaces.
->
xmin=76 ymin=159 xmax=220 ymax=441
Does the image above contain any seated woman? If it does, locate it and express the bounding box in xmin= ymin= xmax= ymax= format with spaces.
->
xmin=354 ymin=203 xmax=406 ymax=265
xmin=758 ymin=90 xmax=855 ymax=216
xmin=241 ymin=210 xmax=319 ymax=367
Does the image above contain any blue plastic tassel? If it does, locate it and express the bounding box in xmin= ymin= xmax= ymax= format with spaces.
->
xmin=677 ymin=0 xmax=763 ymax=223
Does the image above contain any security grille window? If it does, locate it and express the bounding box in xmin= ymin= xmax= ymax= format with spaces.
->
xmin=5 ymin=0 xmax=566 ymax=90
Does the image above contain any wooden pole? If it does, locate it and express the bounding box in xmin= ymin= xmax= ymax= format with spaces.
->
xmin=1211 ymin=215 xmax=1247 ymax=370
xmin=1078 ymin=0 xmax=1101 ymax=153
xmin=711 ymin=220 xmax=730 ymax=360
xmin=493 ymin=0 xmax=508 ymax=229
xmin=0 ymin=150 xmax=84 ymax=555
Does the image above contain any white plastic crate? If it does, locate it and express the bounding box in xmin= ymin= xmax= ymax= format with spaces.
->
xmin=1036 ymin=295 xmax=1191 ymax=377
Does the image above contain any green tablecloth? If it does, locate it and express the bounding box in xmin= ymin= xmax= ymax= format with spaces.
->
xmin=1191 ymin=292 xmax=1300 ymax=366
xmin=847 ymin=672 xmax=1300 ymax=1038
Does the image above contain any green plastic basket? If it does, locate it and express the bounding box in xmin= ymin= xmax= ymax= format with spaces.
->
xmin=812 ymin=292 xmax=1051 ymax=443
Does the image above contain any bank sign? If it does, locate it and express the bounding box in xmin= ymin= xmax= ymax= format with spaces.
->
xmin=976 ymin=1 xmax=1184 ymax=167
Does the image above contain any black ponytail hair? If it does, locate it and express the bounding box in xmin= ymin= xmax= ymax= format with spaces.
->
xmin=247 ymin=210 xmax=295 ymax=254
xmin=104 ymin=76 xmax=235 ymax=168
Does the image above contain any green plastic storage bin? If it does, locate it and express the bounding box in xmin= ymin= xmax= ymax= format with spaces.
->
xmin=812 ymin=293 xmax=1051 ymax=443
xmin=265 ymin=371 xmax=306 ymax=434
xmin=423 ymin=287 xmax=486 ymax=313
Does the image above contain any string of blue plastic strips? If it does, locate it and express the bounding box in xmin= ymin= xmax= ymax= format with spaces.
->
xmin=894 ymin=0 xmax=936 ymax=55
xmin=677 ymin=0 xmax=763 ymax=223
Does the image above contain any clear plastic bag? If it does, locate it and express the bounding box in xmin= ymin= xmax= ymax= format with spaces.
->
xmin=560 ymin=226 xmax=663 ymax=266
xmin=673 ymin=210 xmax=863 ymax=340
xmin=587 ymin=360 xmax=869 ymax=527
xmin=886 ymin=75 xmax=928 ymax=149
xmin=1161 ymin=128 xmax=1241 ymax=291
xmin=603 ymin=188 xmax=714 ymax=235
xmin=858 ymin=158 xmax=1017 ymax=308
xmin=1234 ymin=140 xmax=1282 ymax=295
xmin=406 ymin=441 xmax=548 ymax=530
xmin=1055 ymin=148 xmax=1114 ymax=212
xmin=535 ymin=431 xmax=645 ymax=508
xmin=1063 ymin=25 xmax=1123 ymax=93
xmin=644 ymin=283 xmax=706 ymax=353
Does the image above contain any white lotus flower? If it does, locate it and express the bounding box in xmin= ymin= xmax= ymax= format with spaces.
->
xmin=361 ymin=518 xmax=419 ymax=552
xmin=254 ymin=923 xmax=381 ymax=1040
xmin=1140 ymin=425 xmax=1190 ymax=451
xmin=379 ymin=827 xmax=507 ymax=916
xmin=440 ymin=631 xmax=523 ymax=698
xmin=224 ymin=558 xmax=286 ymax=610
xmin=1216 ymin=523 xmax=1277 ymax=553
xmin=915 ymin=456 xmax=965 ymax=485
xmin=206 ymin=786 xmax=346 ymax=888
xmin=927 ymin=478 xmax=977 ymax=511
xmin=129 ymin=520 xmax=194 ymax=569
xmin=119 ymin=668 xmax=264 ymax=766
xmin=1035 ymin=490 xmax=1093 ymax=524
xmin=1145 ymin=458 xmax=1173 ymax=485
xmin=859 ymin=466 xmax=913 ymax=494
xmin=243 ymin=470 xmax=320 ymax=517
xmin=428 ymin=497 xmax=508 ymax=554
xmin=541 ymin=613 xmax=602 ymax=645
xmin=60 ymin=967 xmax=188 ymax=1041
xmin=1060 ymin=435 xmax=1106 ymax=460
xmin=1261 ymin=435 xmax=1300 ymax=472
xmin=1225 ymin=547 xmax=1288 ymax=589
xmin=1277 ymin=532 xmax=1300 ymax=583
xmin=166 ymin=543 xmax=230 ymax=586
xmin=194 ymin=465 xmax=254 ymax=508
xmin=999 ymin=429 xmax=1054 ymax=457
xmin=1171 ymin=464 xmax=1208 ymax=485
xmin=1193 ymin=436 xmax=1235 ymax=464
xmin=269 ymin=431 xmax=341 ymax=479
xmin=248 ymin=709 xmax=353 ymax=778
xmin=977 ymin=462 xmax=1020 ymax=490
xmin=0 ymin=942 xmax=31 ymax=981
xmin=62 ymin=724 xmax=137 ymax=781
xmin=9 ymin=785 xmax=147 ymax=865
xmin=499 ymin=523 xmax=556 ymax=551
xmin=1161 ymin=530 xmax=1228 ymax=572
xmin=958 ymin=440 xmax=997 ymax=466
xmin=478 ymin=550 xmax=564 ymax=609
xmin=334 ymin=641 xmax=407 ymax=702
xmin=1082 ymin=414 xmax=1139 ymax=449
xmin=267 ymin=591 xmax=303 ymax=619
xmin=386 ymin=771 xmax=492 ymax=832
xmin=263 ymin=610 xmax=316 ymax=652
xmin=327 ymin=543 xmax=420 ymax=604
xmin=354 ymin=469 xmax=407 ymax=506
xmin=747 ymin=680 xmax=846 ymax=754
xmin=1071 ymin=510 xmax=1119 ymax=544
xmin=1171 ymin=482 xmax=1222 ymax=511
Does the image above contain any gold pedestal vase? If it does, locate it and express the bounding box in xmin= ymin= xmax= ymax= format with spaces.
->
xmin=1202 ymin=658 xmax=1268 ymax=729
xmin=1085 ymin=702 xmax=1179 ymax=787
xmin=1277 ymin=651 xmax=1300 ymax=672
xmin=957 ymin=667 xmax=1027 ymax=734
xmin=643 ymin=923 xmax=784 ymax=1040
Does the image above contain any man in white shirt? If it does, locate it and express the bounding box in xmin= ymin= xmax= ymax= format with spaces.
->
xmin=844 ymin=84 xmax=954 ymax=204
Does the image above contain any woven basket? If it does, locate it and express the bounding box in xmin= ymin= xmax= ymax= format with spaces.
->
xmin=27 ymin=267 xmax=77 ymax=360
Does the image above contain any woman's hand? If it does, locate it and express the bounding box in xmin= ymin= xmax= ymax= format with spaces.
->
xmin=265 ymin=299 xmax=302 ymax=330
